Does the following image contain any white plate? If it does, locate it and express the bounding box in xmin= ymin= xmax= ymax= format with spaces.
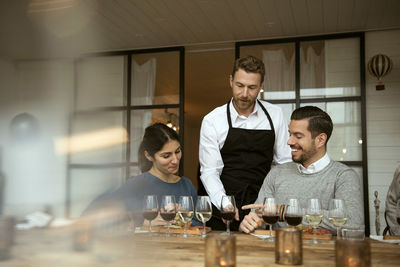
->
xmin=250 ymin=233 xmax=269 ymax=239
xmin=370 ymin=235 xmax=400 ymax=244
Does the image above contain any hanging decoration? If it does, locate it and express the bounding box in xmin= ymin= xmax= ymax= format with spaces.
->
xmin=367 ymin=54 xmax=393 ymax=90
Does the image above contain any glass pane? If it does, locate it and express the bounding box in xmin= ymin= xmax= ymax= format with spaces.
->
xmin=70 ymin=168 xmax=124 ymax=217
xmin=69 ymin=111 xmax=127 ymax=164
xmin=130 ymin=108 xmax=179 ymax=162
xmin=301 ymin=102 xmax=362 ymax=161
xmin=300 ymin=38 xmax=360 ymax=98
xmin=76 ymin=56 xmax=126 ymax=109
xmin=240 ymin=43 xmax=295 ymax=100
xmin=131 ymin=51 xmax=180 ymax=105
xmin=275 ymin=103 xmax=296 ymax=126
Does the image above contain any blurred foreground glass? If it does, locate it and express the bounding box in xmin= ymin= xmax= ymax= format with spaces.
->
xmin=205 ymin=234 xmax=236 ymax=267
xmin=195 ymin=196 xmax=212 ymax=238
xmin=341 ymin=225 xmax=365 ymax=240
xmin=0 ymin=216 xmax=15 ymax=260
xmin=73 ymin=219 xmax=93 ymax=252
xmin=335 ymin=239 xmax=371 ymax=267
xmin=275 ymin=228 xmax=303 ymax=265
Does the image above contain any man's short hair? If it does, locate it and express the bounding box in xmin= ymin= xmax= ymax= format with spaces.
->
xmin=232 ymin=55 xmax=265 ymax=83
xmin=291 ymin=106 xmax=333 ymax=142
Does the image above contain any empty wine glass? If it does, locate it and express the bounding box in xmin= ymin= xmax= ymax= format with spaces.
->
xmin=143 ymin=195 xmax=159 ymax=234
xmin=178 ymin=196 xmax=194 ymax=238
xmin=306 ymin=198 xmax=323 ymax=244
xmin=160 ymin=195 xmax=177 ymax=236
xmin=262 ymin=197 xmax=279 ymax=242
xmin=195 ymin=196 xmax=212 ymax=238
xmin=328 ymin=199 xmax=347 ymax=240
xmin=220 ymin=196 xmax=236 ymax=235
xmin=286 ymin=198 xmax=303 ymax=228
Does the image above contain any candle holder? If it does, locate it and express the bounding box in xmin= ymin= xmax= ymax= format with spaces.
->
xmin=335 ymin=239 xmax=371 ymax=267
xmin=0 ymin=216 xmax=15 ymax=260
xmin=275 ymin=228 xmax=302 ymax=265
xmin=205 ymin=234 xmax=236 ymax=267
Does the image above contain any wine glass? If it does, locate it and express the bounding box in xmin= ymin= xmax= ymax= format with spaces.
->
xmin=195 ymin=196 xmax=212 ymax=238
xmin=306 ymin=198 xmax=323 ymax=244
xmin=143 ymin=195 xmax=159 ymax=234
xmin=328 ymin=199 xmax=347 ymax=240
xmin=262 ymin=197 xmax=279 ymax=242
xmin=285 ymin=198 xmax=303 ymax=228
xmin=220 ymin=195 xmax=236 ymax=235
xmin=160 ymin=195 xmax=177 ymax=236
xmin=178 ymin=196 xmax=194 ymax=238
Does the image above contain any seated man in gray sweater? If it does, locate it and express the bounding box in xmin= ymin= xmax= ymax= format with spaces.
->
xmin=239 ymin=106 xmax=364 ymax=234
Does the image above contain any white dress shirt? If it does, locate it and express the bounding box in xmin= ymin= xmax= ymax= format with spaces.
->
xmin=199 ymin=99 xmax=292 ymax=208
xmin=297 ymin=153 xmax=331 ymax=174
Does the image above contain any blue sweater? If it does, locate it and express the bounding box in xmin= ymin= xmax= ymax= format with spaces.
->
xmin=84 ymin=172 xmax=200 ymax=225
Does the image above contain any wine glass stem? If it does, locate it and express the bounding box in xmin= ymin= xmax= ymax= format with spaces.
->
xmin=313 ymin=227 xmax=317 ymax=243
xmin=202 ymin=222 xmax=206 ymax=237
xmin=167 ymin=221 xmax=170 ymax=236
xmin=183 ymin=222 xmax=187 ymax=238
xmin=149 ymin=220 xmax=152 ymax=233
xmin=269 ymin=224 xmax=273 ymax=238
xmin=337 ymin=227 xmax=340 ymax=239
xmin=227 ymin=221 xmax=230 ymax=234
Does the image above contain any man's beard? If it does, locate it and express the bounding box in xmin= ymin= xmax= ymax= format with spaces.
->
xmin=291 ymin=141 xmax=317 ymax=166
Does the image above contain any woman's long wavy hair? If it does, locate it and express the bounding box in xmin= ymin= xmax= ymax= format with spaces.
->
xmin=138 ymin=123 xmax=180 ymax=173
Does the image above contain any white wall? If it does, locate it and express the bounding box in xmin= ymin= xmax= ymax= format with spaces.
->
xmin=0 ymin=59 xmax=74 ymax=218
xmin=366 ymin=29 xmax=400 ymax=235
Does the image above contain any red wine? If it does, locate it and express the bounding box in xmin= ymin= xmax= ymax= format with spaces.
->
xmin=397 ymin=217 xmax=400 ymax=224
xmin=142 ymin=210 xmax=158 ymax=221
xmin=221 ymin=211 xmax=235 ymax=221
xmin=285 ymin=215 xmax=302 ymax=226
xmin=160 ymin=212 xmax=176 ymax=221
xmin=262 ymin=215 xmax=279 ymax=224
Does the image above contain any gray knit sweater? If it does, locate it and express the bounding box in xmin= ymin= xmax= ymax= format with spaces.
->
xmin=255 ymin=161 xmax=364 ymax=233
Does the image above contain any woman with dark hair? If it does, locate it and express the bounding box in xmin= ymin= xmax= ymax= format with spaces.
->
xmin=83 ymin=123 xmax=199 ymax=227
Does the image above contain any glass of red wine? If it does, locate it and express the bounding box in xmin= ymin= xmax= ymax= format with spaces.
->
xmin=143 ymin=195 xmax=159 ymax=234
xmin=220 ymin=195 xmax=236 ymax=235
xmin=285 ymin=198 xmax=303 ymax=228
xmin=262 ymin=197 xmax=279 ymax=242
xmin=160 ymin=195 xmax=177 ymax=236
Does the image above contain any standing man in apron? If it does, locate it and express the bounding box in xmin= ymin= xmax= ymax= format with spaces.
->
xmin=198 ymin=55 xmax=292 ymax=230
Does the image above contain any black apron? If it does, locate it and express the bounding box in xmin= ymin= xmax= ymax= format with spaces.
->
xmin=206 ymin=99 xmax=276 ymax=231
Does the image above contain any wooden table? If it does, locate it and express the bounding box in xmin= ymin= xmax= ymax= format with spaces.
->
xmin=0 ymin=229 xmax=399 ymax=266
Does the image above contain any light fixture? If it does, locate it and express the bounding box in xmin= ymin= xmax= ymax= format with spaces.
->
xmin=165 ymin=108 xmax=178 ymax=131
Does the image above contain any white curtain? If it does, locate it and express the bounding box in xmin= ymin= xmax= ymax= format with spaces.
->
xmin=300 ymin=46 xmax=324 ymax=90
xmin=131 ymin=58 xmax=156 ymax=165
xmin=262 ymin=49 xmax=295 ymax=95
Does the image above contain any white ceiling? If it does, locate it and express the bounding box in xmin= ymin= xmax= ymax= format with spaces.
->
xmin=1 ymin=0 xmax=400 ymax=60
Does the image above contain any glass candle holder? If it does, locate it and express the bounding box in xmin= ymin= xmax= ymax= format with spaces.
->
xmin=335 ymin=239 xmax=371 ymax=267
xmin=205 ymin=234 xmax=236 ymax=267
xmin=275 ymin=228 xmax=303 ymax=265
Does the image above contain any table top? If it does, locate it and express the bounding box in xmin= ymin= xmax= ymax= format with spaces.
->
xmin=1 ymin=228 xmax=399 ymax=266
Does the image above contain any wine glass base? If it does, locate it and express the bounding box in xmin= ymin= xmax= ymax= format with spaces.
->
xmin=263 ymin=236 xmax=274 ymax=242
